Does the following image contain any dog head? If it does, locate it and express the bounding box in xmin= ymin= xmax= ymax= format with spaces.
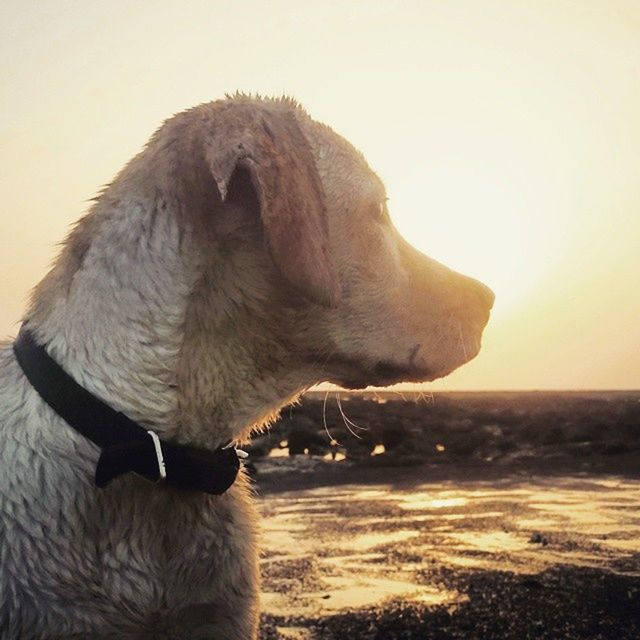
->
xmin=199 ymin=96 xmax=493 ymax=390
xmin=21 ymin=94 xmax=492 ymax=447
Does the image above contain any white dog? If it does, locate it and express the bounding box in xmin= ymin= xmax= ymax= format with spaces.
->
xmin=0 ymin=95 xmax=493 ymax=639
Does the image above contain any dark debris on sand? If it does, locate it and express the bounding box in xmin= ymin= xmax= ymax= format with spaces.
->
xmin=250 ymin=391 xmax=640 ymax=488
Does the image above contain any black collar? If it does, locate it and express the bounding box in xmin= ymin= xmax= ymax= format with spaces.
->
xmin=13 ymin=327 xmax=243 ymax=495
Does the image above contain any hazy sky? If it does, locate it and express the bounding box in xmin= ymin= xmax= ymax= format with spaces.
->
xmin=1 ymin=0 xmax=639 ymax=389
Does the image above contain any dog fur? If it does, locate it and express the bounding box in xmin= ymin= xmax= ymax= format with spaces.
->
xmin=0 ymin=95 xmax=493 ymax=638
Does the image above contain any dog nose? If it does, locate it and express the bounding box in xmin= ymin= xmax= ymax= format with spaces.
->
xmin=457 ymin=274 xmax=495 ymax=317
xmin=475 ymin=280 xmax=495 ymax=311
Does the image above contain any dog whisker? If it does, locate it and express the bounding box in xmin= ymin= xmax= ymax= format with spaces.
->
xmin=322 ymin=389 xmax=341 ymax=446
xmin=336 ymin=394 xmax=367 ymax=431
xmin=336 ymin=393 xmax=366 ymax=439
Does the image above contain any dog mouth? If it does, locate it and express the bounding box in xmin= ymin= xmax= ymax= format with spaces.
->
xmin=334 ymin=359 xmax=440 ymax=390
xmin=372 ymin=360 xmax=438 ymax=385
xmin=326 ymin=320 xmax=487 ymax=390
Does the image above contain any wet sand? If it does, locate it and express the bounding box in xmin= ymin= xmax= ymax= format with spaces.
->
xmin=257 ymin=473 xmax=640 ymax=639
xmin=253 ymin=392 xmax=640 ymax=639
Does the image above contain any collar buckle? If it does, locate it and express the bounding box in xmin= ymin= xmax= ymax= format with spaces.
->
xmin=146 ymin=430 xmax=167 ymax=482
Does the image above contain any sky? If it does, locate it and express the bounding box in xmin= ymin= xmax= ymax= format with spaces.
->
xmin=1 ymin=0 xmax=639 ymax=390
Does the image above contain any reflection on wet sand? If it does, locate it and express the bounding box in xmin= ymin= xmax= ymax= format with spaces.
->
xmin=260 ymin=476 xmax=640 ymax=620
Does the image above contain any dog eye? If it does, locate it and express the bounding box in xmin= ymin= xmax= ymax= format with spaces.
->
xmin=371 ymin=201 xmax=389 ymax=223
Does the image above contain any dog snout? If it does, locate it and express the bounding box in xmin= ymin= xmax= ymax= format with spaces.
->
xmin=402 ymin=242 xmax=494 ymax=320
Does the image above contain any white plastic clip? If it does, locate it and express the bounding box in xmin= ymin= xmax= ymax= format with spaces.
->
xmin=147 ymin=430 xmax=167 ymax=481
xmin=222 ymin=441 xmax=248 ymax=460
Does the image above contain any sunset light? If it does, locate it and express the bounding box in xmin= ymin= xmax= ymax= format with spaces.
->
xmin=2 ymin=4 xmax=640 ymax=639
xmin=1 ymin=0 xmax=639 ymax=393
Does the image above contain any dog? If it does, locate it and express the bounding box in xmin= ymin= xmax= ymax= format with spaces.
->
xmin=0 ymin=94 xmax=493 ymax=639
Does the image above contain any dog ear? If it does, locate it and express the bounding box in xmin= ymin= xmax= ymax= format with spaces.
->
xmin=204 ymin=105 xmax=341 ymax=308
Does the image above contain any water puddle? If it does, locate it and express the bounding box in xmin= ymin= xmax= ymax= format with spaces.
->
xmin=322 ymin=553 xmax=386 ymax=569
xmin=260 ymin=476 xmax=640 ymax=616
xmin=448 ymin=530 xmax=531 ymax=553
xmin=344 ymin=529 xmax=419 ymax=551
xmin=411 ymin=510 xmax=504 ymax=522
xmin=399 ymin=496 xmax=469 ymax=510
xmin=262 ymin=575 xmax=460 ymax=616
xmin=274 ymin=627 xmax=314 ymax=640
xmin=306 ymin=576 xmax=458 ymax=611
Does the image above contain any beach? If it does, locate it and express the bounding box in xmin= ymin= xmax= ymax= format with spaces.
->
xmin=252 ymin=392 xmax=640 ymax=639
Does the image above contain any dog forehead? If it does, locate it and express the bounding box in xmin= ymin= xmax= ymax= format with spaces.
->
xmin=295 ymin=114 xmax=385 ymax=207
